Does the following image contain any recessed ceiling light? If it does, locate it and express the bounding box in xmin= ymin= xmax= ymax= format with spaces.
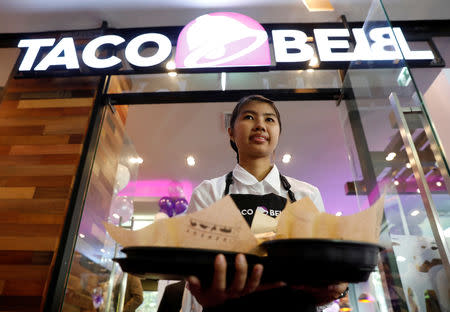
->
xmin=394 ymin=180 xmax=399 ymax=186
xmin=436 ymin=181 xmax=442 ymax=187
xmin=168 ymin=71 xmax=177 ymax=77
xmin=166 ymin=60 xmax=176 ymax=70
xmin=186 ymin=155 xmax=196 ymax=167
xmin=282 ymin=154 xmax=292 ymax=163
xmin=335 ymin=211 xmax=342 ymax=216
xmin=410 ymin=210 xmax=420 ymax=216
xmin=385 ymin=152 xmax=396 ymax=161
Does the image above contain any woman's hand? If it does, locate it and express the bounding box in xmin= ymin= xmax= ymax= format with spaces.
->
xmin=291 ymin=282 xmax=349 ymax=305
xmin=187 ymin=253 xmax=285 ymax=308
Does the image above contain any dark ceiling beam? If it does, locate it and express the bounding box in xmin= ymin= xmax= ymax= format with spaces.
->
xmin=1 ymin=19 xmax=449 ymax=48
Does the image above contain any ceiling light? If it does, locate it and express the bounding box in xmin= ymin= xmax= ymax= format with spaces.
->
xmin=406 ymin=163 xmax=411 ymax=169
xmin=336 ymin=211 xmax=342 ymax=216
xmin=166 ymin=60 xmax=176 ymax=70
xmin=186 ymin=155 xmax=196 ymax=167
xmin=168 ymin=71 xmax=177 ymax=77
xmin=410 ymin=210 xmax=420 ymax=216
xmin=309 ymin=56 xmax=319 ymax=67
xmin=100 ymin=248 xmax=106 ymax=253
xmin=436 ymin=181 xmax=442 ymax=187
xmin=79 ymin=233 xmax=85 ymax=238
xmin=416 ymin=188 xmax=420 ymax=193
xmin=385 ymin=152 xmax=396 ymax=161
xmin=396 ymin=255 xmax=406 ymax=262
xmin=302 ymin=0 xmax=334 ymax=12
xmin=394 ymin=180 xmax=399 ymax=186
xmin=282 ymin=154 xmax=292 ymax=163
xmin=129 ymin=156 xmax=143 ymax=164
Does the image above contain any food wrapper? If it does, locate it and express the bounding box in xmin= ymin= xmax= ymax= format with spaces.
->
xmin=105 ymin=194 xmax=385 ymax=256
xmin=105 ymin=196 xmax=261 ymax=255
xmin=275 ymin=195 xmax=385 ymax=244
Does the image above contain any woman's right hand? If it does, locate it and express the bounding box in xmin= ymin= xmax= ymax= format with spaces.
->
xmin=186 ymin=253 xmax=285 ymax=308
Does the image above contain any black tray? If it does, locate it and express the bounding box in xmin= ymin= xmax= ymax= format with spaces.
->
xmin=260 ymin=239 xmax=383 ymax=284
xmin=114 ymin=240 xmax=383 ymax=285
xmin=114 ymin=246 xmax=261 ymax=286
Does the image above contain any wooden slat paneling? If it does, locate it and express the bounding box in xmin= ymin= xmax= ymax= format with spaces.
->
xmin=10 ymin=144 xmax=82 ymax=155
xmin=0 ymin=126 xmax=44 ymax=136
xmin=0 ymin=165 xmax=77 ymax=176
xmin=0 ymin=237 xmax=58 ymax=251
xmin=0 ymin=75 xmax=99 ymax=311
xmin=0 ymin=187 xmax=35 ymax=199
xmin=18 ymin=98 xmax=93 ymax=109
xmin=0 ymin=176 xmax=73 ymax=187
xmin=0 ymin=154 xmax=81 ymax=166
xmin=1 ymin=213 xmax=65 ymax=225
xmin=0 ymin=135 xmax=70 ymax=145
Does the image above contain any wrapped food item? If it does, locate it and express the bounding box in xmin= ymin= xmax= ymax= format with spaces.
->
xmin=106 ymin=194 xmax=384 ymax=252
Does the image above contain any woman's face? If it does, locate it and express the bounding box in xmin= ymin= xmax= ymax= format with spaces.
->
xmin=228 ymin=101 xmax=280 ymax=162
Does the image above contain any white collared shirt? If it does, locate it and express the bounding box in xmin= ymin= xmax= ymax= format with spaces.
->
xmin=181 ymin=165 xmax=325 ymax=312
xmin=187 ymin=164 xmax=325 ymax=214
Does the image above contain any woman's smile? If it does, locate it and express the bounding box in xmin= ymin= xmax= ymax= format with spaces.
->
xmin=249 ymin=133 xmax=269 ymax=143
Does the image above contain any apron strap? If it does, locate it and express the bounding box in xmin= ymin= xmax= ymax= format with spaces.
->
xmin=279 ymin=174 xmax=297 ymax=203
xmin=224 ymin=171 xmax=297 ymax=202
xmin=224 ymin=171 xmax=234 ymax=197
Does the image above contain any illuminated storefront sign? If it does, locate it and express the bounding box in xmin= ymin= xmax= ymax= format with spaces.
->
xmin=16 ymin=12 xmax=436 ymax=76
xmin=175 ymin=12 xmax=271 ymax=68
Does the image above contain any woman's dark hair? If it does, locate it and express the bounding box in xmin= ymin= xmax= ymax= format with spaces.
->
xmin=229 ymin=95 xmax=282 ymax=162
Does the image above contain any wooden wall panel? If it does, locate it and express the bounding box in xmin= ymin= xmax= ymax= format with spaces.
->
xmin=0 ymin=76 xmax=99 ymax=311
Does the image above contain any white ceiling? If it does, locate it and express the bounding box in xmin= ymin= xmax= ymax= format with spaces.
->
xmin=0 ymin=0 xmax=448 ymax=33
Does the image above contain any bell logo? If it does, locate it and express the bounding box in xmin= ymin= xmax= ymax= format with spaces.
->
xmin=175 ymin=12 xmax=271 ymax=69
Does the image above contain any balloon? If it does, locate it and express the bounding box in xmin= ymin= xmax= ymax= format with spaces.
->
xmin=168 ymin=182 xmax=185 ymax=198
xmin=174 ymin=198 xmax=188 ymax=215
xmin=110 ymin=196 xmax=134 ymax=224
xmin=159 ymin=196 xmax=174 ymax=217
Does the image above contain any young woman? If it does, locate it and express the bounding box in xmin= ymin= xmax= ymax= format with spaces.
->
xmin=182 ymin=95 xmax=348 ymax=312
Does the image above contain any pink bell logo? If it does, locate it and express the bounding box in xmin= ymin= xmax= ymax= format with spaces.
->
xmin=175 ymin=12 xmax=271 ymax=68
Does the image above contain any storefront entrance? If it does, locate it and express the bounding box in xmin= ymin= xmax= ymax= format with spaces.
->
xmin=56 ymin=66 xmax=450 ymax=312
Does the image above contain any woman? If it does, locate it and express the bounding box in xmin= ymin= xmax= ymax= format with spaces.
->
xmin=182 ymin=95 xmax=348 ymax=312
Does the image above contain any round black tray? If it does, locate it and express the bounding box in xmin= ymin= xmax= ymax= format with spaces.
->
xmin=114 ymin=240 xmax=383 ymax=285
xmin=115 ymin=246 xmax=261 ymax=286
xmin=260 ymin=239 xmax=383 ymax=284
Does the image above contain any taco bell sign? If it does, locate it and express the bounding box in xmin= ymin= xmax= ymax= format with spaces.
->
xmin=16 ymin=12 xmax=435 ymax=76
xmin=175 ymin=12 xmax=271 ymax=68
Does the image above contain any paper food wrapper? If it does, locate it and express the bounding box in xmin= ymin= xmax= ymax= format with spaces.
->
xmin=275 ymin=195 xmax=385 ymax=244
xmin=105 ymin=196 xmax=261 ymax=255
xmin=105 ymin=194 xmax=385 ymax=256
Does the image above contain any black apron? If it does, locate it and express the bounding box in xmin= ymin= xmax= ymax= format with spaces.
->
xmin=203 ymin=172 xmax=316 ymax=312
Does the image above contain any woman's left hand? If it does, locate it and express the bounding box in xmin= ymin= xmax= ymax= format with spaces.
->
xmin=290 ymin=282 xmax=348 ymax=305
